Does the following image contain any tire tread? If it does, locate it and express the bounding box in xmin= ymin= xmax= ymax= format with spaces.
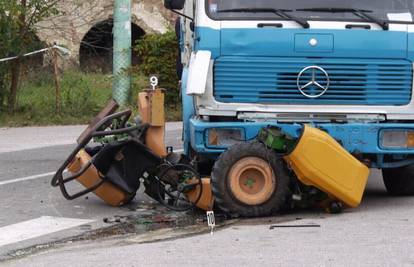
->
xmin=211 ymin=142 xmax=291 ymax=217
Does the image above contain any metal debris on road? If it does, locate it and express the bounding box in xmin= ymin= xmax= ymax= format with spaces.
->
xmin=269 ymin=224 xmax=321 ymax=229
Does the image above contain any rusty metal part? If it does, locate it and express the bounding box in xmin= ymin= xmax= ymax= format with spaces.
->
xmin=228 ymin=157 xmax=276 ymax=206
xmin=77 ymin=100 xmax=119 ymax=144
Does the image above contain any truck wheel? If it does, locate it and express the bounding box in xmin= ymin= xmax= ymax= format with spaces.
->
xmin=211 ymin=142 xmax=290 ymax=217
xmin=383 ymin=165 xmax=414 ymax=196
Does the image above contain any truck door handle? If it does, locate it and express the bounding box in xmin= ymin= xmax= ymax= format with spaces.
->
xmin=345 ymin=24 xmax=371 ymax=30
xmin=258 ymin=23 xmax=283 ymax=28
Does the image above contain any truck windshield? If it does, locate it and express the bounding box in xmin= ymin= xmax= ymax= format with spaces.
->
xmin=206 ymin=0 xmax=414 ymax=23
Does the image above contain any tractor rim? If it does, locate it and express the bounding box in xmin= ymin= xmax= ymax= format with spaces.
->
xmin=228 ymin=157 xmax=276 ymax=206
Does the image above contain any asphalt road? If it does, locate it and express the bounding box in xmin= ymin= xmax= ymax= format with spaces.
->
xmin=0 ymin=123 xmax=183 ymax=258
xmin=2 ymin=124 xmax=414 ymax=266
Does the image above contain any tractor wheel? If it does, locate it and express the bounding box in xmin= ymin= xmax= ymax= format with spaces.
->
xmin=383 ymin=165 xmax=414 ymax=196
xmin=211 ymin=142 xmax=291 ymax=217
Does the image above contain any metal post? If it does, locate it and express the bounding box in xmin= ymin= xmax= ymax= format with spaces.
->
xmin=53 ymin=47 xmax=62 ymax=114
xmin=113 ymin=0 xmax=132 ymax=106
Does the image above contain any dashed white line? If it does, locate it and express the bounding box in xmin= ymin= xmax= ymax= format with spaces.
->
xmin=0 ymin=216 xmax=94 ymax=247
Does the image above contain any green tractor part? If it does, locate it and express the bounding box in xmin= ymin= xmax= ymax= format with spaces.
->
xmin=257 ymin=126 xmax=297 ymax=154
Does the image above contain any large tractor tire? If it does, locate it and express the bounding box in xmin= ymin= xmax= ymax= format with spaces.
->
xmin=383 ymin=165 xmax=414 ymax=196
xmin=211 ymin=142 xmax=291 ymax=217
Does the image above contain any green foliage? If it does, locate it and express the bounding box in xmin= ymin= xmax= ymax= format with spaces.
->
xmin=60 ymin=72 xmax=102 ymax=116
xmin=0 ymin=70 xmax=112 ymax=126
xmin=0 ymin=70 xmax=182 ymax=127
xmin=134 ymin=31 xmax=180 ymax=105
xmin=0 ymin=0 xmax=59 ymax=112
xmin=0 ymin=0 xmax=58 ymax=57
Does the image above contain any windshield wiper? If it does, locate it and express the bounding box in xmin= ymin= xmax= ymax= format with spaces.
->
xmin=297 ymin=8 xmax=389 ymax=30
xmin=218 ymin=8 xmax=310 ymax=28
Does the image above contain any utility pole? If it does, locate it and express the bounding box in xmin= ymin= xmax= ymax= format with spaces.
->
xmin=113 ymin=0 xmax=132 ymax=106
xmin=53 ymin=46 xmax=62 ymax=114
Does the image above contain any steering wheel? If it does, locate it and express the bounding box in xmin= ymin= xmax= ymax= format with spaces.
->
xmin=154 ymin=164 xmax=203 ymax=211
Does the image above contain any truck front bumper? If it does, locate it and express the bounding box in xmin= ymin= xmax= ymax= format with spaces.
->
xmin=189 ymin=118 xmax=414 ymax=168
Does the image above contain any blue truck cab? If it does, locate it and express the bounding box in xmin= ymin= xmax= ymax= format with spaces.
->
xmin=168 ymin=0 xmax=414 ymax=202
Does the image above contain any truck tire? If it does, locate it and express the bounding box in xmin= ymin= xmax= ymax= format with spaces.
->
xmin=383 ymin=165 xmax=414 ymax=196
xmin=211 ymin=142 xmax=290 ymax=217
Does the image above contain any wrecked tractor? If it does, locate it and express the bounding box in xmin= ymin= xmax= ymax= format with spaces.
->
xmin=52 ymin=83 xmax=371 ymax=218
xmin=52 ymin=88 xmax=213 ymax=212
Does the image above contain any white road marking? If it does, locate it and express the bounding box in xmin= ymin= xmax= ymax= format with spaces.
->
xmin=0 ymin=216 xmax=94 ymax=247
xmin=0 ymin=172 xmax=56 ymax=186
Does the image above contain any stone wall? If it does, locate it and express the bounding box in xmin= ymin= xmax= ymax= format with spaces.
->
xmin=36 ymin=0 xmax=174 ymax=65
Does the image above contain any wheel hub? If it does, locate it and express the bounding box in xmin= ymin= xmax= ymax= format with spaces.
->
xmin=228 ymin=157 xmax=276 ymax=206
xmin=244 ymin=178 xmax=256 ymax=188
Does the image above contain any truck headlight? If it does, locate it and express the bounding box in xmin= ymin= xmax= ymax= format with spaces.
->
xmin=207 ymin=128 xmax=244 ymax=147
xmin=381 ymin=130 xmax=414 ymax=149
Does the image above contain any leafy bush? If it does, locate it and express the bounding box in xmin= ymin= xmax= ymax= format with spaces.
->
xmin=134 ymin=31 xmax=180 ymax=105
xmin=60 ymin=71 xmax=101 ymax=116
xmin=0 ymin=70 xmax=182 ymax=127
xmin=0 ymin=70 xmax=113 ymax=126
xmin=0 ymin=0 xmax=59 ymax=113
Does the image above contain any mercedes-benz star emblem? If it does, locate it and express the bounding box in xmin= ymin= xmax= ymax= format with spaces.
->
xmin=309 ymin=38 xmax=318 ymax=47
xmin=297 ymin=66 xmax=330 ymax=99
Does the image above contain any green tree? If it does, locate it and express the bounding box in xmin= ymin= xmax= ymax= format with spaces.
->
xmin=135 ymin=31 xmax=180 ymax=106
xmin=0 ymin=0 xmax=58 ymax=113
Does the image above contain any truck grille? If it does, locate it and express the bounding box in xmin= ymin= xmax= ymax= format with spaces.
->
xmin=214 ymin=57 xmax=413 ymax=105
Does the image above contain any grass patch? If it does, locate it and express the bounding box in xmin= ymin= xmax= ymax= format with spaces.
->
xmin=0 ymin=70 xmax=182 ymax=127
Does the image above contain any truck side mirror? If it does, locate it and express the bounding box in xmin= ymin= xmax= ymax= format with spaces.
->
xmin=164 ymin=0 xmax=185 ymax=10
